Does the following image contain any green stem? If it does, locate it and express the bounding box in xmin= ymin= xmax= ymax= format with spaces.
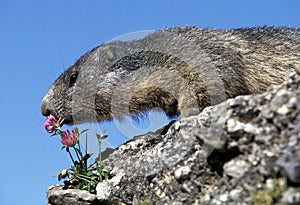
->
xmin=56 ymin=129 xmax=62 ymax=136
xmin=73 ymin=146 xmax=81 ymax=161
xmin=77 ymin=140 xmax=82 ymax=156
xmin=98 ymin=135 xmax=102 ymax=166
xmin=75 ymin=174 xmax=97 ymax=183
xmin=73 ymin=146 xmax=86 ymax=171
xmin=99 ymin=173 xmax=102 ymax=182
xmin=67 ymin=148 xmax=76 ymax=167
xmin=85 ymin=133 xmax=88 ymax=155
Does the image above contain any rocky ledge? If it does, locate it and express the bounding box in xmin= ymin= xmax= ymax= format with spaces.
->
xmin=47 ymin=70 xmax=300 ymax=205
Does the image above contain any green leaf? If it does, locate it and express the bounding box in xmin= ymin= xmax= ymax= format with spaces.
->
xmin=96 ymin=133 xmax=101 ymax=140
xmin=96 ymin=131 xmax=108 ymax=140
xmin=100 ymin=135 xmax=108 ymax=140
xmin=96 ymin=166 xmax=103 ymax=173
xmin=83 ymin=153 xmax=92 ymax=161
xmin=58 ymin=173 xmax=62 ymax=181
xmin=52 ymin=172 xmax=60 ymax=178
xmin=79 ymin=129 xmax=89 ymax=135
xmin=102 ymin=167 xmax=109 ymax=173
xmin=86 ymin=171 xmax=93 ymax=177
xmin=96 ymin=166 xmax=109 ymax=176
xmin=61 ymin=146 xmax=65 ymax=150
xmin=50 ymin=133 xmax=57 ymax=137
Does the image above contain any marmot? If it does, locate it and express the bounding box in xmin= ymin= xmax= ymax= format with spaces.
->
xmin=40 ymin=26 xmax=300 ymax=125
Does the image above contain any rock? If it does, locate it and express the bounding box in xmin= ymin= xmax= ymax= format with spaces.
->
xmin=96 ymin=181 xmax=111 ymax=200
xmin=229 ymin=188 xmax=243 ymax=201
xmin=223 ymin=158 xmax=250 ymax=178
xmin=281 ymin=187 xmax=300 ymax=204
xmin=96 ymin=173 xmax=124 ymax=200
xmin=219 ymin=193 xmax=228 ymax=202
xmin=46 ymin=70 xmax=300 ymax=204
xmin=277 ymin=153 xmax=300 ymax=184
xmin=174 ymin=166 xmax=191 ymax=180
xmin=47 ymin=185 xmax=101 ymax=205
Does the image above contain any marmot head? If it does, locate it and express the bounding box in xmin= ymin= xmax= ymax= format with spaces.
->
xmin=40 ymin=41 xmax=138 ymax=124
xmin=40 ymin=39 xmax=184 ymax=125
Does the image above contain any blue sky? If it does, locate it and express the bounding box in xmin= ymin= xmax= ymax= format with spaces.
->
xmin=0 ymin=1 xmax=299 ymax=204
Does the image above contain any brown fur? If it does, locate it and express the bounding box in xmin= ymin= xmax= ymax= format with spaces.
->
xmin=41 ymin=26 xmax=300 ymax=124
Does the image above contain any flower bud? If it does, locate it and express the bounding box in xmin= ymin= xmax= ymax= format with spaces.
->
xmin=61 ymin=130 xmax=78 ymax=147
xmin=60 ymin=169 xmax=68 ymax=178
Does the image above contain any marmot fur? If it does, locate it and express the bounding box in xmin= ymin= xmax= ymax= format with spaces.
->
xmin=41 ymin=26 xmax=300 ymax=124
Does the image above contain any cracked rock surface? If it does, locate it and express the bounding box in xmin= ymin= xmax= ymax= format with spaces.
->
xmin=47 ymin=70 xmax=300 ymax=205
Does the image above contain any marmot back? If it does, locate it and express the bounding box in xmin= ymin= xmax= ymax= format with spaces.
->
xmin=40 ymin=26 xmax=300 ymax=125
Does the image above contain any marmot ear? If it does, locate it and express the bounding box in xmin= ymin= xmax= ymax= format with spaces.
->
xmin=100 ymin=45 xmax=117 ymax=67
xmin=69 ymin=71 xmax=79 ymax=87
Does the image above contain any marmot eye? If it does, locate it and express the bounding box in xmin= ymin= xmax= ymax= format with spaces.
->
xmin=69 ymin=72 xmax=78 ymax=87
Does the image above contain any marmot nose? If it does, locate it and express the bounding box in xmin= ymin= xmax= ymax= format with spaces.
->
xmin=40 ymin=99 xmax=51 ymax=116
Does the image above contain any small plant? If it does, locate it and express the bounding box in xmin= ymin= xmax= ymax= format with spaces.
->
xmin=44 ymin=115 xmax=109 ymax=194
xmin=251 ymin=178 xmax=286 ymax=205
xmin=137 ymin=197 xmax=160 ymax=205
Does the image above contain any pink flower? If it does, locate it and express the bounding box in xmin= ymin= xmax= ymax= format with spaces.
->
xmin=44 ymin=115 xmax=64 ymax=133
xmin=61 ymin=130 xmax=78 ymax=148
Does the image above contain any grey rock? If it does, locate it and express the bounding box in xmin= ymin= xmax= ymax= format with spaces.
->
xmin=96 ymin=181 xmax=111 ymax=200
xmin=223 ymin=158 xmax=251 ymax=178
xmin=277 ymin=153 xmax=300 ymax=183
xmin=47 ymin=70 xmax=300 ymax=204
xmin=47 ymin=186 xmax=101 ymax=205
xmin=174 ymin=166 xmax=191 ymax=180
xmin=281 ymin=188 xmax=300 ymax=204
xmin=229 ymin=188 xmax=243 ymax=201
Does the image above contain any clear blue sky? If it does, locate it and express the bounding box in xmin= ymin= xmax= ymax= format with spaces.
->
xmin=0 ymin=1 xmax=299 ymax=204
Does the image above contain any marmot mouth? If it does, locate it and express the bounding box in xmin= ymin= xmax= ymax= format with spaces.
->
xmin=44 ymin=114 xmax=74 ymax=125
xmin=61 ymin=115 xmax=74 ymax=125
